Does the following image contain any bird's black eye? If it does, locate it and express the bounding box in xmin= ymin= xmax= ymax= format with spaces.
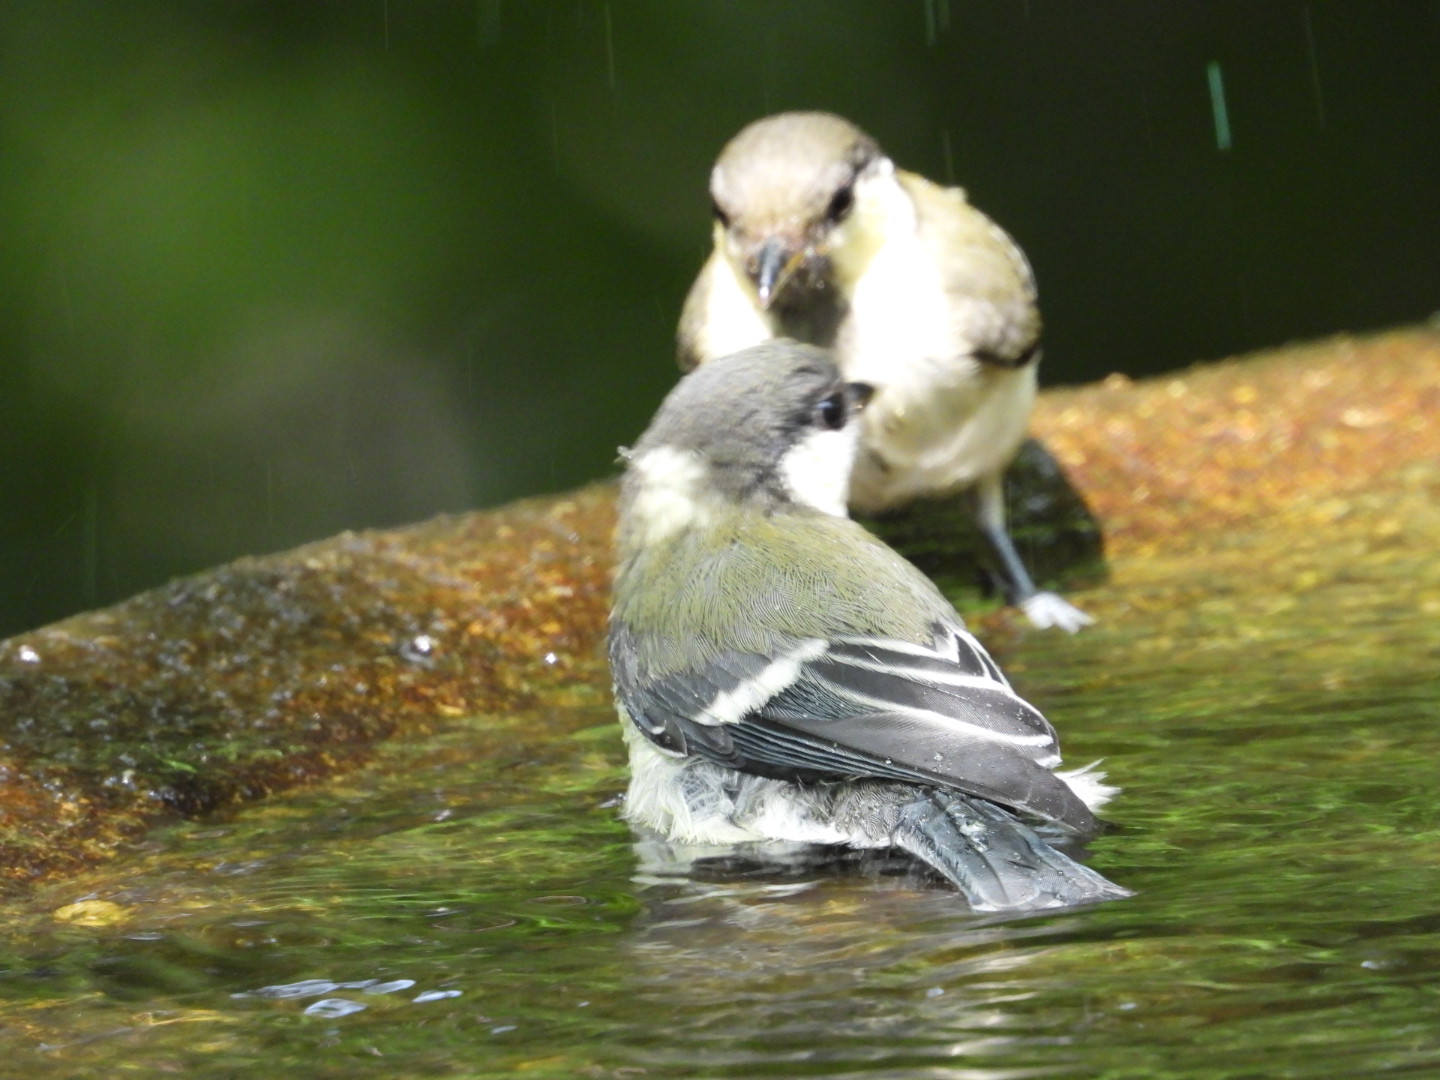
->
xmin=711 ymin=197 xmax=731 ymax=228
xmin=814 ymin=391 xmax=847 ymax=431
xmin=825 ymin=182 xmax=855 ymax=224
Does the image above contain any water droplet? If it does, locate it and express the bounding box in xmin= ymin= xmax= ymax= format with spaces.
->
xmin=17 ymin=645 xmax=40 ymax=664
xmin=925 ymin=986 xmax=945 ymax=998
xmin=400 ymin=634 xmax=436 ymax=664
xmin=490 ymin=1023 xmax=517 ymax=1035
xmin=543 ymin=651 xmax=558 ymax=665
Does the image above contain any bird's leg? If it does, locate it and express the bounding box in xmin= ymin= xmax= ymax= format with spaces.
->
xmin=972 ymin=472 xmax=1038 ymax=603
xmin=971 ymin=473 xmax=1095 ymax=633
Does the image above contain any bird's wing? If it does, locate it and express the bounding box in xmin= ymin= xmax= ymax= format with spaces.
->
xmin=898 ymin=171 xmax=1042 ymax=369
xmin=610 ymin=619 xmax=1097 ymax=834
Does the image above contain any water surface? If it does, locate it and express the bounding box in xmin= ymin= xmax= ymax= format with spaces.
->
xmin=3 ymin=506 xmax=1438 ymax=1079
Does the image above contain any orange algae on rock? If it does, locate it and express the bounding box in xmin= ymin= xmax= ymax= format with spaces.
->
xmin=1034 ymin=326 xmax=1440 ymax=556
xmin=0 ymin=487 xmax=615 ymax=891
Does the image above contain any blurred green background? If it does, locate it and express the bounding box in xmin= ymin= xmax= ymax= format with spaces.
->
xmin=2 ymin=1 xmax=1437 ymax=637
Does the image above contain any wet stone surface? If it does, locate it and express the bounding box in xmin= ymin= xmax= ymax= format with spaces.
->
xmin=0 ymin=324 xmax=1437 ymax=894
xmin=0 ymin=326 xmax=1437 ymax=1078
xmin=0 ymin=495 xmax=613 ymax=891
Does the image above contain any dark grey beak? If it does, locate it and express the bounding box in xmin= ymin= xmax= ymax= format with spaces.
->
xmin=753 ymin=237 xmax=803 ymax=309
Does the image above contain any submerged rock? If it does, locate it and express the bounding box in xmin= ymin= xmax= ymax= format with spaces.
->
xmin=1 ymin=324 xmax=1437 ymax=891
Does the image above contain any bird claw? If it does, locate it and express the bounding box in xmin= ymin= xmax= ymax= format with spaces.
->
xmin=1020 ymin=592 xmax=1095 ymax=633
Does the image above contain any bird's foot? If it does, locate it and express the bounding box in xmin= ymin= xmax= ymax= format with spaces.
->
xmin=1020 ymin=592 xmax=1095 ymax=633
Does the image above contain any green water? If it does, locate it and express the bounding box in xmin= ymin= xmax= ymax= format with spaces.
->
xmin=3 ymin=529 xmax=1438 ymax=1078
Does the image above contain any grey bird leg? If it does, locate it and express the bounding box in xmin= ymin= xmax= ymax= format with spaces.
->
xmin=972 ymin=473 xmax=1095 ymax=633
xmin=973 ymin=472 xmax=1039 ymax=605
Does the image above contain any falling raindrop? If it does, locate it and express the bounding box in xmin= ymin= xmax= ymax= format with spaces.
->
xmin=922 ymin=0 xmax=952 ymax=46
xmin=1302 ymin=5 xmax=1327 ymax=131
xmin=549 ymin=100 xmax=561 ymax=175
xmin=602 ymin=3 xmax=616 ymax=91
xmin=1207 ymin=61 xmax=1233 ymax=151
xmin=477 ymin=0 xmax=501 ymax=48
xmin=82 ymin=485 xmax=99 ymax=608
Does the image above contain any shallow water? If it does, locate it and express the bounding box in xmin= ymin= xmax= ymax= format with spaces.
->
xmin=4 ymin=515 xmax=1439 ymax=1079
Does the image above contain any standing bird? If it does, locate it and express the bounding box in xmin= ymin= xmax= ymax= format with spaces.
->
xmin=609 ymin=341 xmax=1127 ymax=912
xmin=679 ymin=111 xmax=1092 ymax=632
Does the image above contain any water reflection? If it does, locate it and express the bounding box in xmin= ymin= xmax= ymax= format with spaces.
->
xmin=3 ymin=487 xmax=1440 ymax=1078
xmin=621 ymin=845 xmax=1109 ymax=1075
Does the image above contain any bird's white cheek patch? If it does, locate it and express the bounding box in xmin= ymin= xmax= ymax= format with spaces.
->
xmin=779 ymin=426 xmax=860 ymax=517
xmin=628 ymin=447 xmax=715 ymax=545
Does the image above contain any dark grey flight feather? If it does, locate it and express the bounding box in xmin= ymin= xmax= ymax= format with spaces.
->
xmin=609 ymin=623 xmax=1099 ymax=835
xmin=888 ymin=789 xmax=1129 ymax=910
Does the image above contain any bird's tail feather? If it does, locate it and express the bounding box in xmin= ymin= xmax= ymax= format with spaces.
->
xmin=892 ymin=790 xmax=1131 ymax=912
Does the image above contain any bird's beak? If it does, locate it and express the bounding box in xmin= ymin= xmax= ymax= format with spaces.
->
xmin=752 ymin=237 xmax=807 ymax=310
